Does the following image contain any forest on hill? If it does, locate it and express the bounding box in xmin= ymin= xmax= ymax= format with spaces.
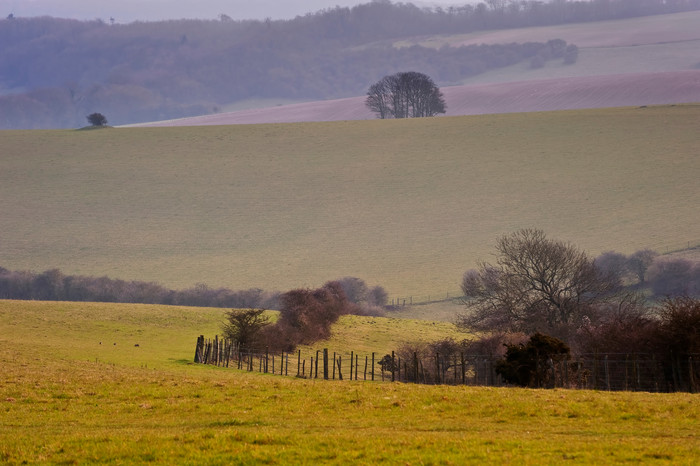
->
xmin=2 ymin=0 xmax=699 ymax=129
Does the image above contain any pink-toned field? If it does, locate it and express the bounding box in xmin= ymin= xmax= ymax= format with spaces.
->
xmin=130 ymin=70 xmax=700 ymax=127
xmin=124 ymin=11 xmax=700 ymax=128
xmin=401 ymin=10 xmax=700 ymax=48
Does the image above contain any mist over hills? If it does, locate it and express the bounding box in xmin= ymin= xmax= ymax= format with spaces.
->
xmin=2 ymin=0 xmax=700 ymax=129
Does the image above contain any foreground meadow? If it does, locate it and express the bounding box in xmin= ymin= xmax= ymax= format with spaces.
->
xmin=1 ymin=300 xmax=698 ymax=464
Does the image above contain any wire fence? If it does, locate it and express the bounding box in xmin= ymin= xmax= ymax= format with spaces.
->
xmin=387 ymin=292 xmax=462 ymax=307
xmin=194 ymin=336 xmax=699 ymax=393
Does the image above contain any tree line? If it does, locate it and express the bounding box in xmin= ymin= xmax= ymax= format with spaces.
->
xmin=441 ymin=229 xmax=699 ymax=388
xmin=3 ymin=0 xmax=698 ymax=129
xmin=0 ymin=265 xmax=387 ymax=314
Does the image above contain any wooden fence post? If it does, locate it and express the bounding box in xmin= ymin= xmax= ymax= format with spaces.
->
xmin=297 ymin=350 xmax=301 ymax=377
xmin=337 ymin=356 xmax=343 ymax=380
xmin=391 ymin=351 xmax=396 ymax=382
xmin=194 ymin=335 xmax=204 ymax=363
xmin=350 ymin=351 xmax=354 ymax=381
xmin=215 ymin=335 xmax=220 ymax=366
xmin=371 ymin=353 xmax=375 ymax=381
xmin=333 ymin=352 xmax=336 ymax=379
xmin=315 ymin=350 xmax=320 ymax=379
xmin=324 ymin=349 xmax=329 ymax=380
xmin=364 ymin=356 xmax=368 ymax=381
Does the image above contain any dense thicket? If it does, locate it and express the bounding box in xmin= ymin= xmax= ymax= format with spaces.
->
xmin=262 ymin=281 xmax=358 ymax=352
xmin=0 ymin=266 xmax=391 ymax=325
xmin=2 ymin=0 xmax=697 ymax=128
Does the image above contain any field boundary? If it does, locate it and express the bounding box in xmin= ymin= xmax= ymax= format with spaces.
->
xmin=194 ymin=335 xmax=699 ymax=393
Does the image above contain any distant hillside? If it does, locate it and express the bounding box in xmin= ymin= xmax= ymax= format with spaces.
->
xmin=1 ymin=1 xmax=699 ymax=129
xmin=128 ymin=71 xmax=700 ymax=127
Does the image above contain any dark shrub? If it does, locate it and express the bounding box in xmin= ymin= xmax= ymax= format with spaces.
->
xmin=496 ymin=333 xmax=570 ymax=388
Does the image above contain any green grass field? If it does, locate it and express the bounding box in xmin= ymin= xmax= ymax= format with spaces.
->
xmin=1 ymin=105 xmax=699 ymax=299
xmin=1 ymin=300 xmax=698 ymax=464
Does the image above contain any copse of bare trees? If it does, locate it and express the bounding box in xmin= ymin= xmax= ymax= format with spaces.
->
xmin=366 ymin=71 xmax=446 ymax=119
xmin=0 ymin=265 xmax=280 ymax=309
xmin=336 ymin=276 xmax=388 ymax=315
xmin=594 ymin=249 xmax=699 ymax=296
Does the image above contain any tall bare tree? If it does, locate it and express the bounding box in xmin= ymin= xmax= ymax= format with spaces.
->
xmin=458 ymin=229 xmax=619 ymax=335
xmin=221 ymin=309 xmax=270 ymax=351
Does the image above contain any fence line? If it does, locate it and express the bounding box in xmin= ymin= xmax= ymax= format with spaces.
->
xmin=193 ymin=336 xmax=698 ymax=393
xmin=387 ymin=292 xmax=462 ymax=307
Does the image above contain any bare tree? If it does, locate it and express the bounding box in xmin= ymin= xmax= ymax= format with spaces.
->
xmin=595 ymin=251 xmax=629 ymax=285
xmin=221 ymin=309 xmax=270 ymax=351
xmin=366 ymin=71 xmax=446 ymax=119
xmin=458 ymin=229 xmax=618 ymax=335
xmin=628 ymin=249 xmax=658 ymax=285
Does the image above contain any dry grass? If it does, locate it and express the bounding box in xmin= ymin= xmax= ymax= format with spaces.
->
xmin=1 ymin=105 xmax=698 ymax=297
xmin=1 ymin=300 xmax=698 ymax=464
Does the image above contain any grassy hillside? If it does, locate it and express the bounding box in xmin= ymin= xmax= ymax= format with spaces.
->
xmin=1 ymin=300 xmax=698 ymax=464
xmin=1 ymin=105 xmax=699 ymax=298
xmin=0 ymin=300 xmax=462 ymax=367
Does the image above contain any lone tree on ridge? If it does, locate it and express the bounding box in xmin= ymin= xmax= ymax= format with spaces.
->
xmin=366 ymin=71 xmax=446 ymax=119
xmin=86 ymin=112 xmax=108 ymax=127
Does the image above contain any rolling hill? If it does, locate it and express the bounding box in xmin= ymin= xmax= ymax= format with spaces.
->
xmin=127 ymin=71 xmax=700 ymax=127
xmin=2 ymin=105 xmax=698 ymax=298
xmin=127 ymin=10 xmax=700 ymax=127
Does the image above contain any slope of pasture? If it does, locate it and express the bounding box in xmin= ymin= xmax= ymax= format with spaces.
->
xmin=0 ymin=300 xmax=460 ymax=368
xmin=1 ymin=300 xmax=699 ymax=464
xmin=1 ymin=105 xmax=699 ymax=297
xmin=129 ymin=70 xmax=700 ymax=127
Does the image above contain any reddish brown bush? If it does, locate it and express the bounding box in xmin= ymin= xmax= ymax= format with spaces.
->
xmin=265 ymin=281 xmax=358 ymax=352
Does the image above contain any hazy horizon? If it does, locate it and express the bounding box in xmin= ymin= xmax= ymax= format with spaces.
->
xmin=0 ymin=0 xmax=476 ymax=22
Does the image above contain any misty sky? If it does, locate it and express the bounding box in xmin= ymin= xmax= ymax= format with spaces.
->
xmin=1 ymin=0 xmax=476 ymax=22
